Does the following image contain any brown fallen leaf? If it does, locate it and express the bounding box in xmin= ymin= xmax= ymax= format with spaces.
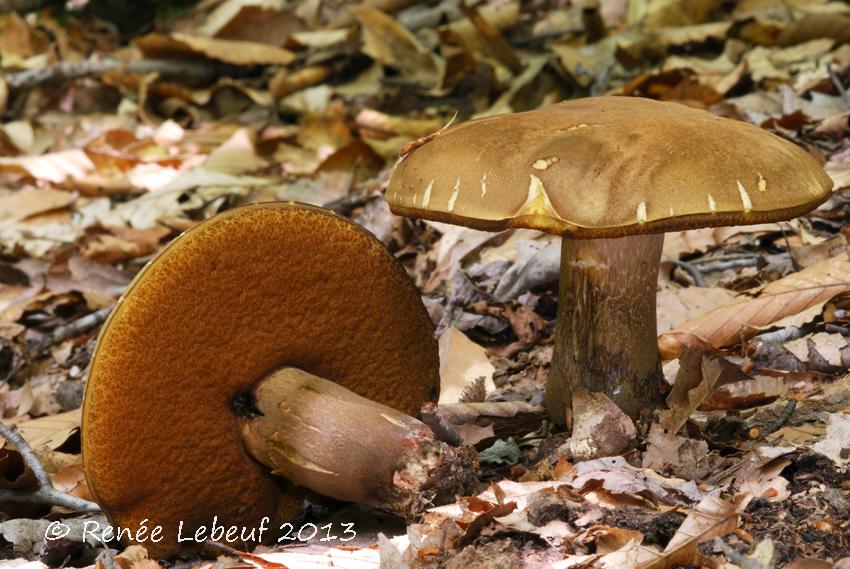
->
xmin=658 ymin=348 xmax=732 ymax=434
xmin=642 ymin=425 xmax=711 ymax=481
xmin=659 ymin=254 xmax=850 ymax=358
xmin=0 ymin=188 xmax=76 ymax=224
xmin=656 ymin=286 xmax=737 ymax=334
xmin=700 ymin=375 xmax=787 ymax=411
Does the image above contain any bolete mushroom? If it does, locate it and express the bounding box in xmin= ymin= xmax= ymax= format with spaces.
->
xmin=83 ymin=202 xmax=475 ymax=557
xmin=386 ymin=96 xmax=833 ymax=426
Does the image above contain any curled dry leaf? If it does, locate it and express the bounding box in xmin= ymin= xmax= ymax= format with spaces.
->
xmin=659 ymin=254 xmax=850 ymax=358
xmin=642 ymin=424 xmax=711 ymax=481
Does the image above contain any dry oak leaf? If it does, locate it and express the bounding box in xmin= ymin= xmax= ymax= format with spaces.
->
xmin=659 ymin=254 xmax=850 ymax=359
xmin=136 ymin=33 xmax=294 ymax=66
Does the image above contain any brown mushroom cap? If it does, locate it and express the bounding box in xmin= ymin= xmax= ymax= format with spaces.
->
xmin=82 ymin=202 xmax=439 ymax=556
xmin=387 ymin=97 xmax=834 ymax=237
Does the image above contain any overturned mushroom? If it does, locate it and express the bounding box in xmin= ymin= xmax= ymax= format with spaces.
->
xmin=387 ymin=96 xmax=833 ymax=426
xmin=83 ymin=202 xmax=476 ymax=557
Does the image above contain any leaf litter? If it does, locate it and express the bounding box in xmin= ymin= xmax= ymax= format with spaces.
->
xmin=0 ymin=1 xmax=849 ymax=568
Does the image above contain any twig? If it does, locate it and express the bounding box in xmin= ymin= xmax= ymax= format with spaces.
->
xmin=691 ymin=258 xmax=758 ymax=273
xmin=5 ymin=58 xmax=250 ymax=91
xmin=826 ymin=63 xmax=850 ymax=108
xmin=664 ymin=257 xmax=708 ymax=287
xmin=751 ymin=326 xmax=804 ymax=345
xmin=421 ymin=402 xmax=464 ymax=447
xmin=4 ymin=307 xmax=113 ymax=384
xmin=752 ymin=400 xmax=797 ymax=439
xmin=0 ymin=420 xmax=101 ymax=512
xmin=38 ymin=307 xmax=112 ymax=354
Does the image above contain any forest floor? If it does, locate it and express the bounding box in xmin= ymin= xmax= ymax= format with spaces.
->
xmin=0 ymin=1 xmax=849 ymax=568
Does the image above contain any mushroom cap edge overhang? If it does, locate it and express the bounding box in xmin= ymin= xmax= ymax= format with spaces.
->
xmin=387 ymin=97 xmax=834 ymax=238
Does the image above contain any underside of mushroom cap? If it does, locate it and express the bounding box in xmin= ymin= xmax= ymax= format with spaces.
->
xmin=82 ymin=202 xmax=440 ymax=557
xmin=387 ymin=96 xmax=834 ymax=238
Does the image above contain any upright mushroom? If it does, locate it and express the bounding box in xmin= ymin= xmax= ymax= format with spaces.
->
xmin=387 ymin=96 xmax=833 ymax=426
xmin=83 ymin=202 xmax=475 ymax=557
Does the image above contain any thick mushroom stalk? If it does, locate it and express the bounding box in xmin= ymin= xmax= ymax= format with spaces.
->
xmin=239 ymin=368 xmax=478 ymax=519
xmin=545 ymin=233 xmax=668 ymax=426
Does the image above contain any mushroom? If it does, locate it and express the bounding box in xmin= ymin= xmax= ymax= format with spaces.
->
xmin=83 ymin=202 xmax=475 ymax=556
xmin=386 ymin=96 xmax=833 ymax=426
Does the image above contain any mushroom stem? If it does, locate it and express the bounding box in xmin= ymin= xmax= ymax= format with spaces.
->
xmin=238 ymin=368 xmax=478 ymax=519
xmin=545 ymin=233 xmax=667 ymax=426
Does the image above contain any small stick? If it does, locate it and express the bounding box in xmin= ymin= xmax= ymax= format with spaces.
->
xmin=826 ymin=63 xmax=850 ymax=107
xmin=4 ymin=307 xmax=113 ymax=383
xmin=5 ymin=58 xmax=249 ymax=91
xmin=663 ymin=257 xmax=707 ymax=287
xmin=0 ymin=420 xmax=101 ymax=512
xmin=37 ymin=307 xmax=112 ymax=354
xmin=420 ymin=402 xmax=464 ymax=447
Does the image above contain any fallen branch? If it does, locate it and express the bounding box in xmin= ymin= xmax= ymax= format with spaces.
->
xmin=5 ymin=58 xmax=250 ymax=91
xmin=0 ymin=420 xmax=101 ymax=512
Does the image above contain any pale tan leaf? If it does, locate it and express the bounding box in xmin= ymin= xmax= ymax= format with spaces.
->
xmin=438 ymin=327 xmax=495 ymax=405
xmin=136 ymin=32 xmax=294 ymax=66
xmin=812 ymin=413 xmax=850 ymax=469
xmin=13 ymin=408 xmax=81 ymax=452
xmin=0 ymin=150 xmax=94 ymax=184
xmin=351 ymin=6 xmax=445 ymax=89
xmin=659 ymin=255 xmax=850 ymax=357
xmin=0 ymin=188 xmax=76 ymax=224
xmin=656 ymin=287 xmax=738 ymax=334
xmin=568 ymin=388 xmax=636 ymax=461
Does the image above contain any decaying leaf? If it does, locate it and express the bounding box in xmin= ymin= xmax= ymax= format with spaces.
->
xmin=639 ymin=495 xmax=745 ymax=569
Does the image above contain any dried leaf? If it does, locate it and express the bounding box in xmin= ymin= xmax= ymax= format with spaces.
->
xmin=639 ymin=495 xmax=744 ymax=569
xmin=438 ymin=327 xmax=495 ymax=405
xmin=659 ymin=255 xmax=850 ymax=358
xmin=351 ymin=6 xmax=445 ymax=89
xmin=812 ymin=413 xmax=850 ymax=470
xmin=568 ymin=388 xmax=636 ymax=461
xmin=136 ymin=33 xmax=295 ymax=65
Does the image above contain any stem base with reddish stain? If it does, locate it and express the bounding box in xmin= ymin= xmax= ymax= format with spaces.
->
xmin=546 ymin=233 xmax=668 ymax=426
